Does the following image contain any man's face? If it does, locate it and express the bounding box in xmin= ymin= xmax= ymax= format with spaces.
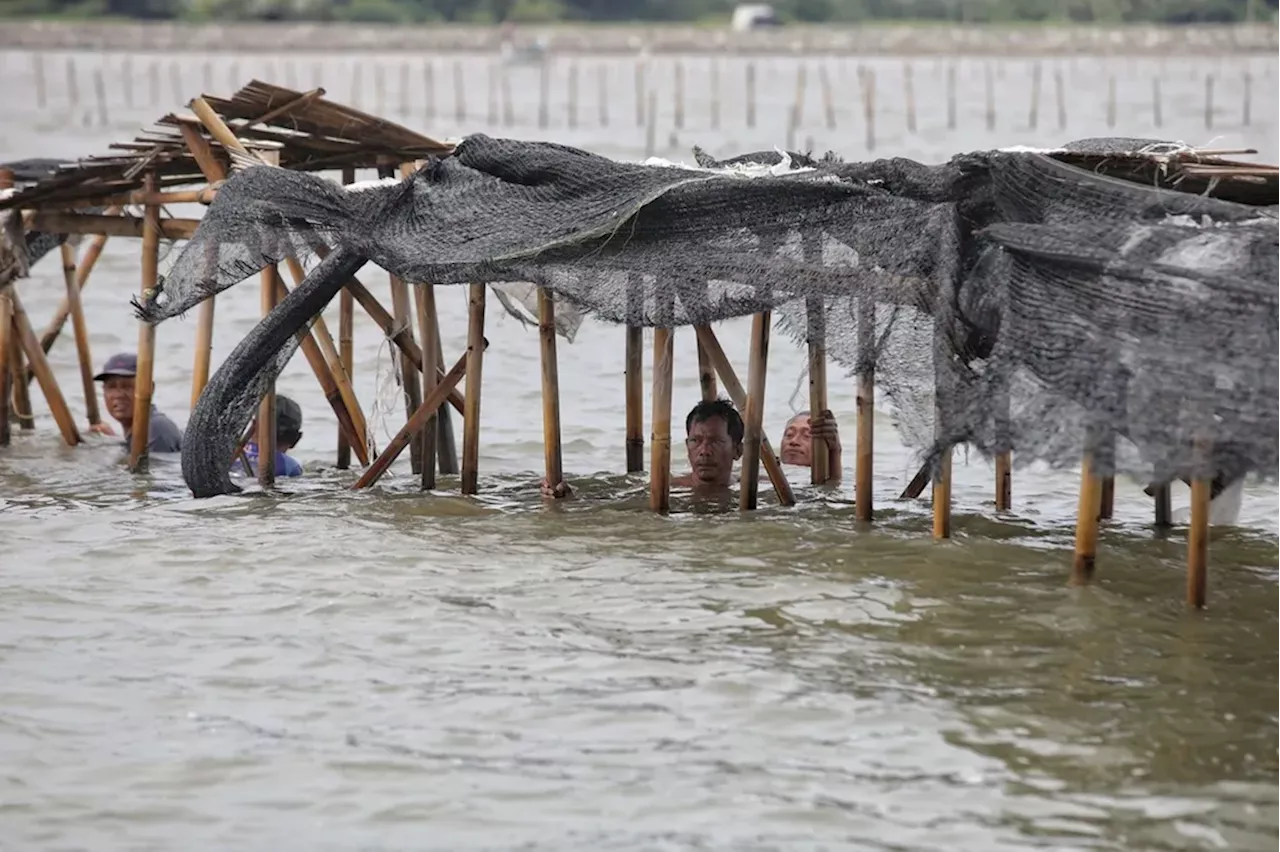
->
xmin=685 ymin=416 xmax=741 ymax=487
xmin=780 ymin=414 xmax=812 ymax=466
xmin=102 ymin=376 xmax=136 ymax=424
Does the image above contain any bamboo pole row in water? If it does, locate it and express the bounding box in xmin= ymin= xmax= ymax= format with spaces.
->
xmin=25 ymin=54 xmax=1261 ymax=142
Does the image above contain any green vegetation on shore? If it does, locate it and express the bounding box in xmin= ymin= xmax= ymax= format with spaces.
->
xmin=3 ymin=0 xmax=1275 ymax=25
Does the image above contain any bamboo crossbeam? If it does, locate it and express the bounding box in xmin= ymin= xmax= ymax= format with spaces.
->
xmin=62 ymin=188 xmax=218 ymax=209
xmin=9 ymin=288 xmax=80 ymax=446
xmin=26 ymin=211 xmax=198 ymax=241
xmin=340 ymin=273 xmax=465 ymax=416
xmin=351 ymin=344 xmax=478 ymax=490
xmin=59 ymin=242 xmax=101 ymax=427
xmin=694 ymin=325 xmax=796 ymax=507
xmin=274 ymin=270 xmax=367 ymax=468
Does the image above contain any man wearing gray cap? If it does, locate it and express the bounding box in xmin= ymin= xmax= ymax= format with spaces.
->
xmin=91 ymin=352 xmax=184 ymax=453
xmin=238 ymin=394 xmax=304 ymax=478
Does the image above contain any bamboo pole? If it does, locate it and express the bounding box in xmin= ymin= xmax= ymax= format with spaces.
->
xmin=1153 ymin=483 xmax=1172 ymax=530
xmin=1071 ymin=450 xmax=1103 ymax=585
xmin=806 ymin=299 xmax=829 ymax=486
xmin=337 ymin=165 xmax=356 ymax=469
xmin=257 ymin=261 xmax=279 ymax=488
xmin=649 ymin=325 xmax=674 ymax=514
xmin=855 ymin=295 xmax=874 ymax=520
xmin=739 ymin=311 xmax=771 ymax=511
xmin=25 ymin=212 xmax=198 ymax=240
xmin=995 ymin=452 xmax=1012 ymax=511
xmin=694 ymin=325 xmax=795 ymax=507
xmin=385 ymin=166 xmax=423 ymax=476
xmin=352 ymin=346 xmax=476 ymax=490
xmin=414 ymin=279 xmax=438 ymax=489
xmin=129 ymin=174 xmax=160 ymax=472
xmin=32 ymin=226 xmax=112 ymax=378
xmin=1187 ymin=449 xmax=1211 ymax=609
xmin=625 ymin=324 xmax=644 ymax=473
xmin=11 ymin=336 xmax=33 ymax=431
xmin=0 ymin=290 xmax=10 ymax=445
xmin=431 ymin=303 xmax=459 ymax=475
xmin=59 ymin=242 xmax=100 ymax=427
xmin=538 ymin=288 xmax=563 ymax=493
xmin=178 ymin=123 xmax=224 ymax=410
xmin=461 ymin=283 xmax=486 ymax=495
xmin=9 ymin=288 xmax=80 ymax=445
xmin=696 ymin=334 xmax=717 ymax=402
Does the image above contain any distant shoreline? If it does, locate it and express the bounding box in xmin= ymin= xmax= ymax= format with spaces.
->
xmin=1 ymin=20 xmax=1276 ymax=56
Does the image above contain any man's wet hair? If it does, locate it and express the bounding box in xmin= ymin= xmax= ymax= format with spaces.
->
xmin=685 ymin=398 xmax=744 ymax=445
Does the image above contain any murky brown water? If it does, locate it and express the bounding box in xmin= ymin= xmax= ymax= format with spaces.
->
xmin=0 ymin=46 xmax=1277 ymax=851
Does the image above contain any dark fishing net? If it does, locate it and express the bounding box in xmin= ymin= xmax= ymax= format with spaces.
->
xmin=133 ymin=133 xmax=1278 ymax=498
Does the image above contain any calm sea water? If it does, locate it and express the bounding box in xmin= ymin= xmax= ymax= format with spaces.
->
xmin=0 ymin=46 xmax=1277 ymax=851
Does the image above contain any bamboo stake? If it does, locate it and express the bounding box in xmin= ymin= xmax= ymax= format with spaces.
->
xmin=11 ymin=336 xmax=33 ymax=431
xmin=932 ymin=448 xmax=952 ymax=539
xmin=746 ymin=61 xmax=756 ymax=127
xmin=855 ymin=294 xmax=874 ymax=520
xmin=414 ymin=279 xmax=438 ymax=489
xmin=739 ymin=311 xmax=771 ymax=511
xmin=696 ymin=334 xmax=717 ymax=402
xmin=461 ymin=283 xmax=485 ymax=495
xmin=694 ymin=325 xmax=795 ymax=507
xmin=538 ymin=288 xmax=563 ymax=493
xmin=1153 ymin=483 xmax=1172 ymax=530
xmin=178 ymin=123 xmax=223 ymax=410
xmin=0 ymin=291 xmax=10 ymax=445
xmin=257 ymin=261 xmax=279 ymax=488
xmin=337 ymin=165 xmax=356 ymax=469
xmin=352 ymin=347 xmax=477 ymax=490
xmin=9 ymin=287 xmax=79 ymax=444
xmin=31 ymin=228 xmax=110 ymax=372
xmin=129 ymin=174 xmax=160 ymax=472
xmin=432 ymin=309 xmax=459 ymax=475
xmin=649 ymin=325 xmax=674 ymax=514
xmin=946 ymin=63 xmax=957 ymax=129
xmin=903 ymin=62 xmax=916 ymax=133
xmin=386 ymin=166 xmax=423 ymax=476
xmin=1028 ymin=61 xmax=1041 ymax=130
xmin=806 ymin=298 xmax=829 ymax=486
xmin=1071 ymin=450 xmax=1103 ymax=585
xmin=59 ymin=242 xmax=100 ymax=427
xmin=1187 ymin=447 xmax=1211 ymax=608
xmin=995 ymin=452 xmax=1012 ymax=511
xmin=625 ymin=324 xmax=644 ymax=473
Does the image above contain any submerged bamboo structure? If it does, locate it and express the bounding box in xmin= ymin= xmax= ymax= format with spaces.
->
xmin=0 ymin=79 xmax=1272 ymax=610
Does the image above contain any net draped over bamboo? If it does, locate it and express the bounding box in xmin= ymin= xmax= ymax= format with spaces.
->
xmin=124 ymin=134 xmax=1277 ymax=500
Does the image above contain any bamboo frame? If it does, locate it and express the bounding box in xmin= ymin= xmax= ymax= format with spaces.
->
xmin=539 ymin=288 xmax=563 ymax=493
xmin=461 ymin=282 xmax=486 ymax=495
xmin=352 ymin=346 xmax=477 ymax=490
xmin=694 ymin=325 xmax=796 ymax=507
xmin=59 ymin=242 xmax=101 ymax=427
xmin=739 ymin=311 xmax=771 ymax=511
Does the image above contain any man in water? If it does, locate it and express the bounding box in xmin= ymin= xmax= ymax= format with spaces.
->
xmin=237 ymin=394 xmax=305 ymax=478
xmin=539 ymin=399 xmax=748 ymax=499
xmin=779 ymin=409 xmax=842 ymax=484
xmin=89 ymin=352 xmax=183 ymax=453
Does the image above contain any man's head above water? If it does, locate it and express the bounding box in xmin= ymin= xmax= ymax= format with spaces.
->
xmin=684 ymin=399 xmax=744 ymax=487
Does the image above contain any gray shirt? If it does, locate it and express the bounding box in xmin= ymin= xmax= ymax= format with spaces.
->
xmin=123 ymin=406 xmax=183 ymax=453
